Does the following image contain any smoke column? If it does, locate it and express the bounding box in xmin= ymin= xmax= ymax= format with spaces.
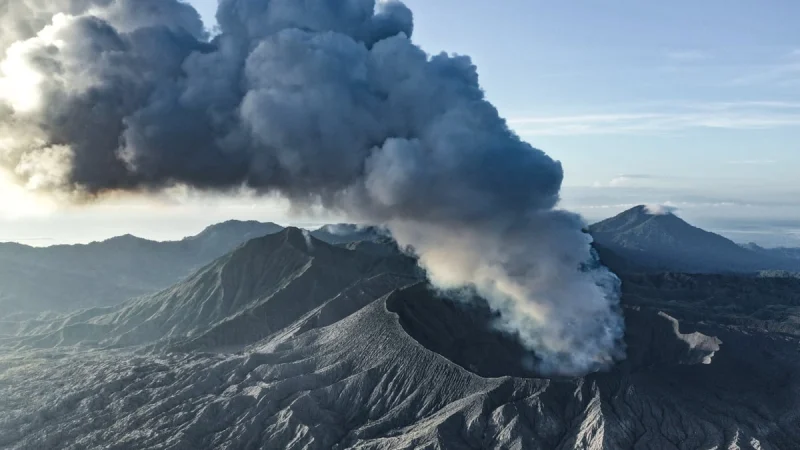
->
xmin=0 ymin=0 xmax=624 ymax=374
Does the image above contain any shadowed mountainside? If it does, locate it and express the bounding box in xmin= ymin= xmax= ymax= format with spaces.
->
xmin=1 ymin=225 xmax=799 ymax=449
xmin=2 ymin=228 xmax=420 ymax=350
xmin=0 ymin=220 xmax=285 ymax=317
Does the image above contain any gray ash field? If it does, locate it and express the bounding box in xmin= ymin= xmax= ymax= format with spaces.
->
xmin=2 ymin=228 xmax=799 ymax=449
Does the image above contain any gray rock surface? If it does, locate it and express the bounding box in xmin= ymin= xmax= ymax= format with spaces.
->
xmin=1 ymin=229 xmax=799 ymax=449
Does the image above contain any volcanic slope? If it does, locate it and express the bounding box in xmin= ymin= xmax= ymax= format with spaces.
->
xmin=1 ymin=233 xmax=799 ymax=449
xmin=4 ymin=228 xmax=420 ymax=350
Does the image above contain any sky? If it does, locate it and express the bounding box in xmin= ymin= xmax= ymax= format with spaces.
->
xmin=2 ymin=0 xmax=800 ymax=246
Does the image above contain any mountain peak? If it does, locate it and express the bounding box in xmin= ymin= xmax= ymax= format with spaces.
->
xmin=642 ymin=204 xmax=678 ymax=216
xmin=282 ymin=226 xmax=315 ymax=251
xmin=311 ymin=223 xmax=387 ymax=245
xmin=629 ymin=204 xmax=653 ymax=215
xmin=102 ymin=233 xmax=147 ymax=242
xmin=619 ymin=204 xmax=678 ymax=222
xmin=591 ymin=205 xmax=683 ymax=236
xmin=190 ymin=220 xmax=283 ymax=242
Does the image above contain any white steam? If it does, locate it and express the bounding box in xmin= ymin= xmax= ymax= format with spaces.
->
xmin=0 ymin=0 xmax=625 ymax=375
xmin=644 ymin=204 xmax=679 ymax=216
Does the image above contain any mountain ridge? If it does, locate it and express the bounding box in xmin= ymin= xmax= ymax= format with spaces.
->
xmin=6 ymin=227 xmax=420 ymax=351
xmin=0 ymin=220 xmax=285 ymax=316
xmin=3 ymin=212 xmax=800 ymax=448
xmin=3 ymin=229 xmax=800 ymax=448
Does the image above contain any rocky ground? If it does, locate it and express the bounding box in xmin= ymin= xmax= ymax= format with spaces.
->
xmin=1 ymin=229 xmax=799 ymax=449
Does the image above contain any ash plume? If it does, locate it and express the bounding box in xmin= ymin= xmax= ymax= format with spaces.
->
xmin=0 ymin=0 xmax=624 ymax=374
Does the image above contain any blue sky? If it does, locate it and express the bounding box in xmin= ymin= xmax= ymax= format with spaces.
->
xmin=402 ymin=1 xmax=800 ymax=211
xmin=187 ymin=0 xmax=800 ymax=245
xmin=2 ymin=0 xmax=799 ymax=245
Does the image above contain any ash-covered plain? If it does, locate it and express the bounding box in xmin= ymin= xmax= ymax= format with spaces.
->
xmin=1 ymin=228 xmax=799 ymax=449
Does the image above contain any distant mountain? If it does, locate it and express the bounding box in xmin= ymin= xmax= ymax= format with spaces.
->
xmin=0 ymin=220 xmax=284 ymax=316
xmin=590 ymin=205 xmax=800 ymax=273
xmin=742 ymin=242 xmax=800 ymax=261
xmin=184 ymin=220 xmax=286 ymax=259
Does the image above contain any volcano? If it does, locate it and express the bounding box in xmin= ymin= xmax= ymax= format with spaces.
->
xmin=1 ymin=227 xmax=799 ymax=449
xmin=590 ymin=205 xmax=800 ymax=273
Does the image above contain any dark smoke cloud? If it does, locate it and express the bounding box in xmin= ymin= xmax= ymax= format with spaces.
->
xmin=0 ymin=0 xmax=624 ymax=374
